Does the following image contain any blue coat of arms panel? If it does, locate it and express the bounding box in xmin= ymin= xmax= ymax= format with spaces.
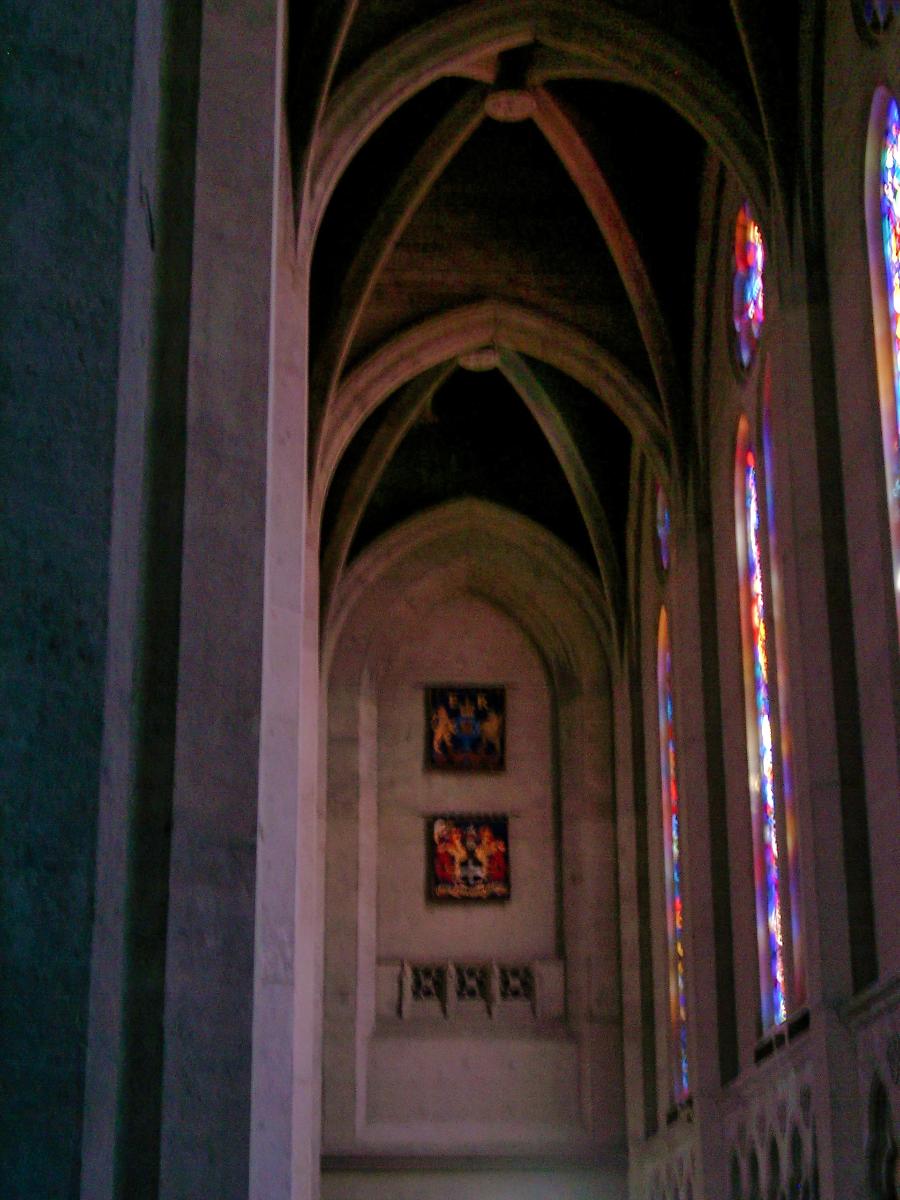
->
xmin=426 ymin=685 xmax=505 ymax=770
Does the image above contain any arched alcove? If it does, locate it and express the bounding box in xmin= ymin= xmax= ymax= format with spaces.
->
xmin=320 ymin=499 xmax=624 ymax=1191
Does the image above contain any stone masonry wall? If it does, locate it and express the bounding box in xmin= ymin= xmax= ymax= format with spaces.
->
xmin=0 ymin=3 xmax=135 ymax=1194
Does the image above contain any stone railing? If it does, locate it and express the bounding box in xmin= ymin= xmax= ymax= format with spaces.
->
xmin=375 ymin=958 xmax=565 ymax=1021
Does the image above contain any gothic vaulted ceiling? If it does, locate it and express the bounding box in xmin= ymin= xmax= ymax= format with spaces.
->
xmin=294 ymin=0 xmax=801 ymax=641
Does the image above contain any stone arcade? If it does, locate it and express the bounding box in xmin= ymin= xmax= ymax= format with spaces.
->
xmin=3 ymin=2 xmax=900 ymax=1198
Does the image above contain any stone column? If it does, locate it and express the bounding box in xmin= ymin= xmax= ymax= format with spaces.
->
xmin=2 ymin=0 xmax=140 ymax=1194
xmin=156 ymin=0 xmax=285 ymax=1194
xmin=670 ymin=508 xmax=735 ymax=1200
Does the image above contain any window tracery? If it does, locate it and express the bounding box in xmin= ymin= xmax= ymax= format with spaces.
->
xmin=869 ymin=92 xmax=900 ymax=641
xmin=860 ymin=0 xmax=900 ymax=32
xmin=867 ymin=1076 xmax=898 ymax=1200
xmin=727 ymin=1102 xmax=817 ymax=1200
xmin=658 ymin=605 xmax=689 ymax=1102
xmin=734 ymin=203 xmax=766 ymax=371
xmin=657 ymin=482 xmax=672 ymax=573
xmin=761 ymin=385 xmax=805 ymax=1009
xmin=736 ymin=423 xmax=787 ymax=1028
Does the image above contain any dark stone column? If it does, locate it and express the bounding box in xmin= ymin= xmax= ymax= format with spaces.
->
xmin=0 ymin=3 xmax=137 ymax=1196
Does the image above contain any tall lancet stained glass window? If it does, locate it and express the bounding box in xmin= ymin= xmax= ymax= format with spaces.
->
xmin=656 ymin=482 xmax=672 ymax=573
xmin=862 ymin=0 xmax=900 ymax=33
xmin=876 ymin=95 xmax=900 ymax=637
xmin=733 ymin=203 xmax=766 ymax=370
xmin=738 ymin=439 xmax=787 ymax=1028
xmin=657 ymin=607 xmax=689 ymax=1100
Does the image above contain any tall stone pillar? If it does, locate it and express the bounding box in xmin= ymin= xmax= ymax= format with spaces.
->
xmin=155 ymin=1 xmax=286 ymax=1195
xmin=81 ymin=0 xmax=204 ymax=1193
xmin=0 ymin=2 xmax=139 ymax=1196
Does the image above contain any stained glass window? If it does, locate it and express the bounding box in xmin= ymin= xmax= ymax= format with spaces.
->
xmin=762 ymin=389 xmax=806 ymax=1006
xmin=658 ymin=608 xmax=689 ymax=1100
xmin=656 ymin=483 xmax=671 ymax=572
xmin=733 ymin=203 xmax=766 ymax=370
xmin=880 ymin=97 xmax=900 ymax=635
xmin=740 ymin=444 xmax=787 ymax=1027
xmin=863 ymin=0 xmax=900 ymax=32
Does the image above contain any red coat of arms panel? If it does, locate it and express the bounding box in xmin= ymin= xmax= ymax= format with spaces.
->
xmin=428 ymin=814 xmax=510 ymax=901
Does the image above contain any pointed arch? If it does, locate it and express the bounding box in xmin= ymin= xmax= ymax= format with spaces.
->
xmin=735 ymin=414 xmax=787 ymax=1029
xmin=325 ymin=496 xmax=613 ymax=676
xmin=531 ymin=86 xmax=684 ymax=445
xmin=866 ymin=86 xmax=900 ymax=643
xmin=657 ymin=605 xmax=690 ymax=1104
xmin=313 ymin=299 xmax=670 ymax=519
xmin=308 ymin=82 xmax=684 ymax=467
xmin=867 ymin=1074 xmax=899 ymax=1200
xmin=306 ymin=1 xmax=769 ymax=240
xmin=309 ymin=87 xmax=487 ymax=422
xmin=319 ymin=350 xmax=626 ymax=648
xmin=305 ymin=7 xmax=535 ymax=239
xmin=289 ymin=0 xmax=361 ymax=207
xmin=725 ymin=0 xmax=794 ymax=227
xmin=497 ymin=349 xmax=624 ymax=633
xmin=319 ymin=363 xmax=454 ymax=617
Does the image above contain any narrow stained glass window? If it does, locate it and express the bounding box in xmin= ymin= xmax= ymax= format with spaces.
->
xmin=880 ymin=97 xmax=900 ymax=634
xmin=658 ymin=608 xmax=689 ymax=1100
xmin=741 ymin=444 xmax=787 ymax=1027
xmin=656 ymin=483 xmax=671 ymax=572
xmin=762 ymin=388 xmax=806 ymax=1006
xmin=863 ymin=0 xmax=900 ymax=32
xmin=733 ymin=203 xmax=766 ymax=370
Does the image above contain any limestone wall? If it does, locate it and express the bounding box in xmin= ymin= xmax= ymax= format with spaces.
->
xmin=320 ymin=503 xmax=625 ymax=1192
xmin=0 ymin=2 xmax=136 ymax=1194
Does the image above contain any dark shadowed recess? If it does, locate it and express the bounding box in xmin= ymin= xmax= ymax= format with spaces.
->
xmin=332 ymin=0 xmax=467 ymax=90
xmin=606 ymin=0 xmax=755 ymax=96
xmin=549 ymin=79 xmax=707 ymax=386
xmin=521 ymin=355 xmax=632 ymax=568
xmin=333 ymin=367 xmax=603 ymax=571
xmin=309 ymin=75 xmax=474 ymax=360
xmin=365 ymin=113 xmax=653 ymax=382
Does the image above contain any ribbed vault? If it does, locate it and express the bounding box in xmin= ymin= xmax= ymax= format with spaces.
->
xmin=302 ymin=0 xmax=800 ymax=655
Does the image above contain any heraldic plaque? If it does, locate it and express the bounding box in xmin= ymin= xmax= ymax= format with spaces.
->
xmin=428 ymin=814 xmax=510 ymax=901
xmin=425 ymin=685 xmax=505 ymax=771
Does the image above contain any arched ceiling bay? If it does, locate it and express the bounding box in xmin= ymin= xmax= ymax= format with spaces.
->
xmin=303 ymin=0 xmax=800 ymax=648
xmin=351 ymin=114 xmax=650 ymax=374
xmin=310 ymin=74 xmax=473 ymax=360
xmin=329 ymin=367 xmax=603 ymax=571
xmin=328 ymin=1 xmax=755 ymax=100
